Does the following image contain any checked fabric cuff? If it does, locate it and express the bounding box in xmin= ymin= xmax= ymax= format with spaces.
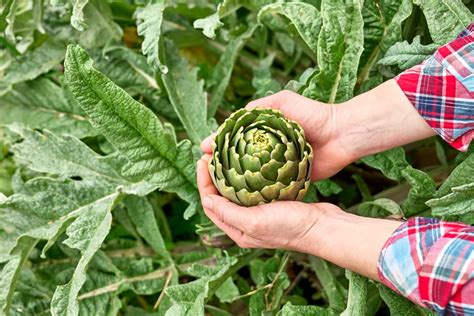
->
xmin=378 ymin=217 xmax=474 ymax=315
xmin=395 ymin=24 xmax=474 ymax=152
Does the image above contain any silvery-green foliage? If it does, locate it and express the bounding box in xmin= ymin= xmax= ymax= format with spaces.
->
xmin=0 ymin=0 xmax=472 ymax=315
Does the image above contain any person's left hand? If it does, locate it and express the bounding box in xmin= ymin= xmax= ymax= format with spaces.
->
xmin=197 ymin=154 xmax=340 ymax=252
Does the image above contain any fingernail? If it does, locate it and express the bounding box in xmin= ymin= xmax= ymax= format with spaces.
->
xmin=202 ymin=196 xmax=213 ymax=210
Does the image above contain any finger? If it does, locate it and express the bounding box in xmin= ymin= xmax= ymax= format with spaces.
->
xmin=200 ymin=133 xmax=216 ymax=153
xmin=245 ymin=90 xmax=294 ymax=110
xmin=201 ymin=153 xmax=211 ymax=162
xmin=197 ymin=158 xmax=218 ymax=196
xmin=202 ymin=207 xmax=248 ymax=245
xmin=202 ymin=194 xmax=255 ymax=231
xmin=245 ymin=91 xmax=325 ymax=140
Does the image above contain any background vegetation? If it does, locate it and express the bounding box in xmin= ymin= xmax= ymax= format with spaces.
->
xmin=0 ymin=0 xmax=473 ymax=315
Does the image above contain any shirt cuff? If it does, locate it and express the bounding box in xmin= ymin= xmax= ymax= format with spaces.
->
xmin=377 ymin=217 xmax=474 ymax=314
xmin=394 ymin=29 xmax=474 ymax=152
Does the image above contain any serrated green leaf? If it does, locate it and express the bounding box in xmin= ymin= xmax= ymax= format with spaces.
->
xmin=74 ymin=0 xmax=122 ymax=48
xmin=93 ymin=48 xmax=158 ymax=94
xmin=124 ymin=195 xmax=170 ymax=261
xmin=412 ymin=0 xmax=473 ymax=45
xmin=315 ymin=179 xmax=343 ymax=197
xmin=401 ymin=166 xmax=436 ymax=217
xmin=208 ymin=23 xmax=258 ymax=117
xmin=378 ymin=36 xmax=438 ymax=69
xmin=0 ymin=40 xmax=65 ymax=94
xmin=5 ymin=124 xmax=158 ymax=196
xmin=436 ymin=153 xmax=474 ymax=198
xmin=357 ymin=0 xmax=412 ymax=88
xmin=309 ymin=256 xmax=347 ymax=312
xmin=51 ymin=194 xmax=115 ymax=316
xmin=0 ymin=177 xmax=119 ymax=316
xmin=6 ymin=124 xmax=122 ymax=183
xmin=32 ymin=0 xmax=45 ymax=34
xmin=358 ymin=198 xmax=402 ymax=218
xmin=252 ymin=53 xmax=281 ymax=99
xmin=427 ymin=183 xmax=474 ymax=217
xmin=0 ymin=238 xmax=37 ymax=315
xmin=258 ymin=2 xmax=322 ymax=55
xmin=71 ymin=0 xmax=90 ymax=31
xmin=64 ymin=44 xmax=199 ymax=209
xmin=193 ymin=0 xmax=241 ymax=39
xmin=0 ymin=78 xmax=96 ymax=139
xmin=303 ymin=0 xmax=364 ymax=103
xmin=167 ymin=250 xmax=262 ymax=315
xmin=341 ymin=270 xmax=367 ymax=316
xmin=161 ymin=39 xmax=211 ymax=144
xmin=378 ymin=285 xmax=433 ymax=316
xmin=136 ymin=2 xmax=166 ymax=73
xmin=360 ymin=147 xmax=408 ymax=181
xmin=278 ymin=302 xmax=335 ymax=316
xmin=215 ymin=277 xmax=239 ymax=303
xmin=3 ymin=0 xmax=19 ymax=43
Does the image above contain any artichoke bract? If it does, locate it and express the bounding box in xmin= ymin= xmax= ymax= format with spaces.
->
xmin=209 ymin=108 xmax=313 ymax=207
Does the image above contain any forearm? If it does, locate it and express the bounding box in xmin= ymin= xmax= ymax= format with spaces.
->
xmin=336 ymin=79 xmax=435 ymax=160
xmin=296 ymin=206 xmax=402 ymax=281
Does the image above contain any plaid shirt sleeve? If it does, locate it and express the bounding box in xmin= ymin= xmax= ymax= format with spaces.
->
xmin=395 ymin=23 xmax=474 ymax=151
xmin=378 ymin=218 xmax=474 ymax=315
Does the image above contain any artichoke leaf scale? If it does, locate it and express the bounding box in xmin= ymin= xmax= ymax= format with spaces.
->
xmin=260 ymin=159 xmax=284 ymax=181
xmin=284 ymin=142 xmax=299 ymax=161
xmin=260 ymin=182 xmax=286 ymax=201
xmin=216 ymin=118 xmax=234 ymax=151
xmin=215 ymin=177 xmax=241 ymax=205
xmin=256 ymin=150 xmax=271 ymax=165
xmin=270 ymin=143 xmax=287 ymax=162
xmin=240 ymin=154 xmax=261 ymax=172
xmin=236 ymin=189 xmax=267 ymax=206
xmin=223 ymin=168 xmax=248 ymax=191
xmin=221 ymin=133 xmax=231 ymax=169
xmin=232 ymin=111 xmax=257 ymax=136
xmin=295 ymin=181 xmax=311 ymax=201
xmin=243 ymin=169 xmax=274 ymax=192
xmin=296 ymin=155 xmax=310 ymax=181
xmin=276 ymin=160 xmax=300 ymax=184
xmin=279 ymin=180 xmax=306 ymax=200
xmin=230 ymin=125 xmax=244 ymax=147
xmin=228 ymin=147 xmax=243 ymax=173
xmin=213 ymin=153 xmax=226 ymax=182
xmin=237 ymin=133 xmax=247 ymax=157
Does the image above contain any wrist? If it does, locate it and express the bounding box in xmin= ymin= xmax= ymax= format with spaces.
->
xmin=335 ymin=79 xmax=435 ymax=160
xmin=290 ymin=203 xmax=345 ymax=256
xmin=298 ymin=205 xmax=402 ymax=281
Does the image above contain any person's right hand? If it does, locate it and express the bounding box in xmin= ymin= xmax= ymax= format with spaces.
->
xmin=201 ymin=90 xmax=354 ymax=180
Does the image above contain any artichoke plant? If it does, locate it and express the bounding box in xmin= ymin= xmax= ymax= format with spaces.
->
xmin=209 ymin=108 xmax=313 ymax=207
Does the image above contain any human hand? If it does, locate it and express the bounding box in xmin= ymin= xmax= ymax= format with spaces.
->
xmin=201 ymin=90 xmax=353 ymax=180
xmin=202 ymin=81 xmax=435 ymax=179
xmin=197 ymin=154 xmax=401 ymax=281
xmin=197 ymin=154 xmax=337 ymax=251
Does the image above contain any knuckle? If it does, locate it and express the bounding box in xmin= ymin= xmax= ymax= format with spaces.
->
xmin=279 ymin=89 xmax=295 ymax=98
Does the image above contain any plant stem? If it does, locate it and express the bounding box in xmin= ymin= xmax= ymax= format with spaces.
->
xmin=153 ymin=270 xmax=173 ymax=309
xmin=206 ymin=249 xmax=265 ymax=301
xmin=231 ymin=284 xmax=273 ymax=302
xmin=78 ymin=258 xmax=215 ymax=300
xmin=266 ymin=251 xmax=290 ymax=310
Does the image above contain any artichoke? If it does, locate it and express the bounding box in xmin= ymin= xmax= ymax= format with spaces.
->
xmin=209 ymin=108 xmax=313 ymax=207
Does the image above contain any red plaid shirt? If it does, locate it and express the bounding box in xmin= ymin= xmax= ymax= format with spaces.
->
xmin=396 ymin=24 xmax=474 ymax=151
xmin=378 ymin=25 xmax=474 ymax=315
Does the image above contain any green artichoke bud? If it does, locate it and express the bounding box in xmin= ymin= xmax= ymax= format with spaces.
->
xmin=209 ymin=108 xmax=313 ymax=207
